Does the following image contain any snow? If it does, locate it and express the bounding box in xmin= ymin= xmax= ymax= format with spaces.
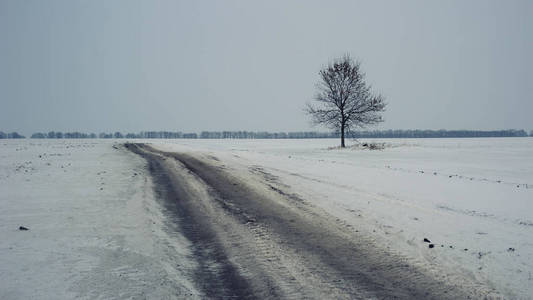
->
xmin=1 ymin=137 xmax=532 ymax=299
xmin=0 ymin=140 xmax=200 ymax=299
xmin=152 ymin=137 xmax=533 ymax=299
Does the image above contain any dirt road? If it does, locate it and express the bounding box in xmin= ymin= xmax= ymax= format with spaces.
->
xmin=127 ymin=143 xmax=488 ymax=299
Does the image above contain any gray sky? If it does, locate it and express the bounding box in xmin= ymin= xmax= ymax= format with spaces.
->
xmin=1 ymin=0 xmax=532 ymax=135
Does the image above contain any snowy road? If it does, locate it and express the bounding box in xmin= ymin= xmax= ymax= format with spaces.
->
xmin=128 ymin=143 xmax=495 ymax=299
xmin=2 ymin=138 xmax=529 ymax=299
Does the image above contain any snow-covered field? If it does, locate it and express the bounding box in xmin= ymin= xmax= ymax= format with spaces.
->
xmin=0 ymin=140 xmax=200 ymax=299
xmin=152 ymin=137 xmax=533 ymax=299
xmin=1 ymin=137 xmax=532 ymax=299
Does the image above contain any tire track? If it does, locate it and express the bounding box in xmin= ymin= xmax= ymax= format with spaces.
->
xmin=127 ymin=143 xmax=494 ymax=299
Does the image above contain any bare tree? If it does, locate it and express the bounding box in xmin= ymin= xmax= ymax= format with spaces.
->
xmin=306 ymin=55 xmax=386 ymax=147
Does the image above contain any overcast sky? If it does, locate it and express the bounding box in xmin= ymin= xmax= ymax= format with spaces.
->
xmin=1 ymin=0 xmax=531 ymax=135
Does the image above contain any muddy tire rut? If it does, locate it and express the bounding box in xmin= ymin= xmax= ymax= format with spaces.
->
xmin=127 ymin=143 xmax=488 ymax=299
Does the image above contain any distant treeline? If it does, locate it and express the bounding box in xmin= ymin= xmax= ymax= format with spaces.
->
xmin=0 ymin=129 xmax=531 ymax=139
xmin=0 ymin=132 xmax=25 ymax=139
xmin=350 ymin=129 xmax=530 ymax=138
xmin=27 ymin=131 xmax=199 ymax=139
xmin=199 ymin=129 xmax=530 ymax=139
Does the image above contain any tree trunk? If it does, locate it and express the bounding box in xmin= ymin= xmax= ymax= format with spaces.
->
xmin=340 ymin=125 xmax=345 ymax=148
